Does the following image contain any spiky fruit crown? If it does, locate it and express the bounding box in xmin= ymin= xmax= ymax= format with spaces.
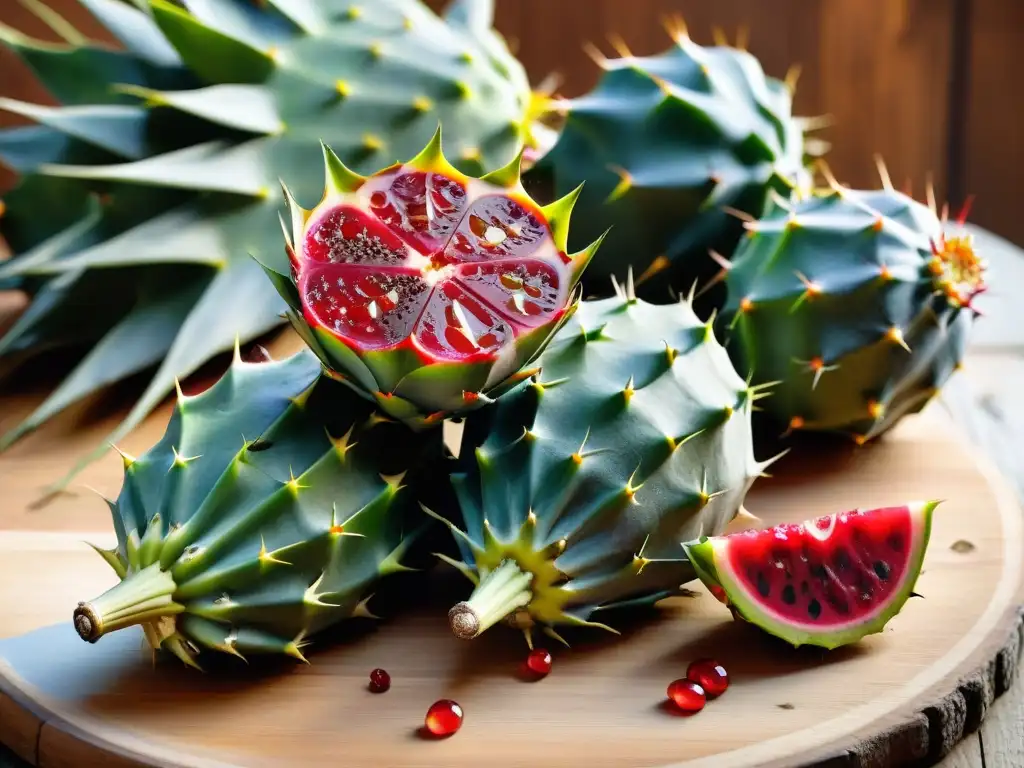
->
xmin=526 ymin=19 xmax=822 ymax=305
xmin=717 ymin=170 xmax=987 ymax=444
xmin=426 ymin=283 xmax=768 ymax=647
xmin=266 ymin=126 xmax=604 ymax=429
xmin=73 ymin=346 xmax=445 ymax=669
xmin=0 ymin=0 xmax=540 ymax=489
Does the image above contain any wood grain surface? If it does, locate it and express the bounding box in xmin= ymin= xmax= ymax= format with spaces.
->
xmin=962 ymin=0 xmax=1024 ymax=247
xmin=0 ymin=366 xmax=1021 ymax=768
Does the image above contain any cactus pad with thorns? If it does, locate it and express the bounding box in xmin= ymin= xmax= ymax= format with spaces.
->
xmin=527 ymin=20 xmax=821 ymax=306
xmin=73 ymin=346 xmax=445 ymax=668
xmin=717 ymin=170 xmax=986 ymax=444
xmin=428 ymin=280 xmax=768 ymax=647
xmin=0 ymin=0 xmax=540 ymax=486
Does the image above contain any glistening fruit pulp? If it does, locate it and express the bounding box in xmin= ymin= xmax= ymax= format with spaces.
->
xmin=298 ymin=169 xmax=571 ymax=363
xmin=721 ymin=506 xmax=919 ymax=629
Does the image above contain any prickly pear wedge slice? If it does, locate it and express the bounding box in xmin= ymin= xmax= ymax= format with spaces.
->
xmin=268 ymin=126 xmax=604 ymax=429
xmin=682 ymin=501 xmax=938 ymax=649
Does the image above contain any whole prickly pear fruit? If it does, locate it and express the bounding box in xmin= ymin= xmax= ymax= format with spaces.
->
xmin=527 ymin=21 xmax=821 ymax=307
xmin=426 ymin=280 xmax=771 ymax=647
xmin=263 ymin=127 xmax=604 ymax=430
xmin=72 ymin=346 xmax=446 ymax=668
xmin=717 ymin=171 xmax=987 ymax=444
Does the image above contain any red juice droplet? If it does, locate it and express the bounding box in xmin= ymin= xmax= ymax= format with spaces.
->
xmin=526 ymin=648 xmax=552 ymax=676
xmin=368 ymin=668 xmax=390 ymax=693
xmin=667 ymin=679 xmax=706 ymax=713
xmin=686 ymin=658 xmax=729 ymax=698
xmin=425 ymin=699 xmax=463 ymax=736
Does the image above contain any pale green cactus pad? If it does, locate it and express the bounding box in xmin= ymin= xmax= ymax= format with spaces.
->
xmin=527 ymin=22 xmax=823 ymax=306
xmin=426 ymin=281 xmax=774 ymax=647
xmin=73 ymin=346 xmax=446 ymax=668
xmin=717 ymin=174 xmax=987 ymax=444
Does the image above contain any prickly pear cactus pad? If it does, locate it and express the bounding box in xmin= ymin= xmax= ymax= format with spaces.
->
xmin=717 ymin=173 xmax=987 ymax=444
xmin=72 ymin=346 xmax=445 ymax=668
xmin=0 ymin=0 xmax=538 ymax=487
xmin=267 ymin=127 xmax=603 ymax=429
xmin=682 ymin=501 xmax=938 ymax=649
xmin=527 ymin=21 xmax=818 ymax=305
xmin=426 ymin=281 xmax=772 ymax=647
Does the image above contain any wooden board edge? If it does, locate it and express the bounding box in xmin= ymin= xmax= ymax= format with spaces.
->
xmin=806 ymin=605 xmax=1024 ymax=768
xmin=0 ymin=682 xmax=41 ymax=765
xmin=37 ymin=725 xmax=172 ymax=768
xmin=797 ymin=443 xmax=1024 ymax=768
xmin=0 ymin=659 xmax=233 ymax=768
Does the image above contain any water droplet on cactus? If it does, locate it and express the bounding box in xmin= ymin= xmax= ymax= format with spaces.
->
xmin=424 ymin=699 xmax=463 ymax=736
xmin=686 ymin=658 xmax=728 ymax=698
xmin=526 ymin=648 xmax=552 ymax=676
xmin=368 ymin=668 xmax=390 ymax=693
xmin=667 ymin=679 xmax=706 ymax=714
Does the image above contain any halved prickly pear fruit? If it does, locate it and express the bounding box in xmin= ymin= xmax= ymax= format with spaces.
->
xmin=269 ymin=126 xmax=603 ymax=430
xmin=682 ymin=501 xmax=938 ymax=649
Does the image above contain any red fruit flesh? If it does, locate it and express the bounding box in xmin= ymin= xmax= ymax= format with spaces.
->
xmin=368 ymin=668 xmax=390 ymax=693
xmin=686 ymin=658 xmax=728 ymax=698
xmin=297 ymin=169 xmax=571 ymax=363
xmin=667 ymin=679 xmax=706 ymax=713
xmin=724 ymin=506 xmax=916 ymax=628
xmin=526 ymin=648 xmax=552 ymax=676
xmin=425 ymin=699 xmax=463 ymax=736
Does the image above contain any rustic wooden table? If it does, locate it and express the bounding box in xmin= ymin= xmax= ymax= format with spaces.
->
xmin=0 ymin=224 xmax=1022 ymax=768
xmin=929 ymin=226 xmax=1024 ymax=768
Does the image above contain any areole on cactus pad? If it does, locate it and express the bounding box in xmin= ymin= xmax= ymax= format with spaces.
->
xmin=682 ymin=501 xmax=938 ymax=649
xmin=262 ymin=127 xmax=603 ymax=429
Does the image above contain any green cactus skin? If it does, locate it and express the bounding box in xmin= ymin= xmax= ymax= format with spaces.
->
xmin=0 ymin=0 xmax=538 ymax=489
xmin=717 ymin=182 xmax=987 ymax=445
xmin=526 ymin=26 xmax=816 ymax=307
xmin=72 ymin=345 xmax=446 ymax=669
xmin=426 ymin=284 xmax=774 ymax=647
xmin=266 ymin=127 xmax=604 ymax=431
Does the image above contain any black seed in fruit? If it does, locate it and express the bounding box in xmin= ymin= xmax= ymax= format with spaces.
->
xmin=756 ymin=571 xmax=770 ymax=597
xmin=873 ymin=561 xmax=891 ymax=580
xmin=825 ymin=584 xmax=850 ymax=615
xmin=807 ymin=598 xmax=822 ymax=620
xmin=782 ymin=584 xmax=796 ymax=605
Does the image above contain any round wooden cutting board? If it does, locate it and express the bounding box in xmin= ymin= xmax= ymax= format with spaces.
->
xmin=0 ymin=367 xmax=1022 ymax=768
